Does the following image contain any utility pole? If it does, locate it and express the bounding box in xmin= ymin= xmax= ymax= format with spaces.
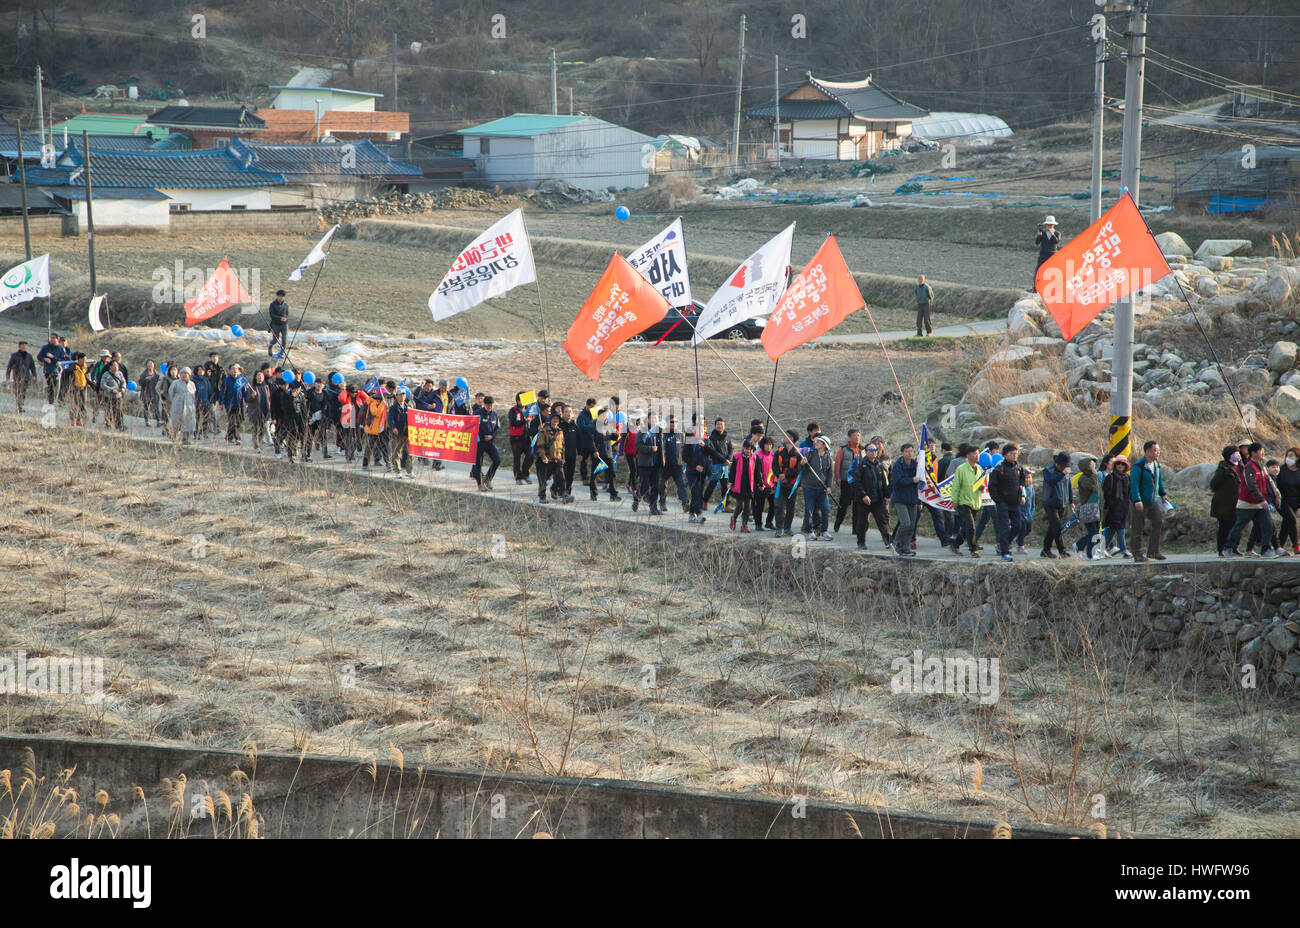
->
xmin=15 ymin=118 xmax=31 ymax=261
xmin=773 ymin=54 xmax=780 ymax=166
xmin=1107 ymin=0 xmax=1148 ymax=463
xmin=551 ymin=49 xmax=558 ymax=115
xmin=732 ymin=14 xmax=746 ymax=169
xmin=568 ymin=87 xmax=573 ymax=115
xmin=35 ymin=65 xmax=45 ymax=152
xmin=392 ymin=32 xmax=398 ymax=111
xmin=82 ymin=130 xmax=97 ymax=303
xmin=1089 ymin=16 xmax=1106 ymax=223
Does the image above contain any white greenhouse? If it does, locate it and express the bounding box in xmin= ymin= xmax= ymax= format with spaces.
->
xmin=909 ymin=112 xmax=1013 ymax=145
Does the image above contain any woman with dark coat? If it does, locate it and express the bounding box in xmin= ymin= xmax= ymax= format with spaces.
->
xmin=1276 ymin=447 xmax=1300 ymax=554
xmin=1101 ymin=455 xmax=1132 ymax=558
xmin=1209 ymin=445 xmax=1243 ymax=557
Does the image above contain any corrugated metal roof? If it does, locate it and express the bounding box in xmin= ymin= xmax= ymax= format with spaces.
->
xmin=52 ymin=112 xmax=167 ymax=137
xmin=457 ymin=114 xmax=588 ymax=138
xmin=0 ymin=185 xmax=65 ymax=211
xmin=229 ymin=138 xmax=422 ymax=180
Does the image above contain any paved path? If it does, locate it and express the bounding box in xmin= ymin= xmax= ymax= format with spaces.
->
xmin=815 ymin=318 xmax=1005 ymax=345
xmin=2 ymin=383 xmax=1273 ymax=569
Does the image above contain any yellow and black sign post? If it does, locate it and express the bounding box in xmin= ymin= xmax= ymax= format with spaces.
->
xmin=1108 ymin=414 xmax=1131 ymax=461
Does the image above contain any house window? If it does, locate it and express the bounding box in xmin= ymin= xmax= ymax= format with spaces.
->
xmin=230 ymin=204 xmax=247 ymax=210
xmin=480 ymin=137 xmax=490 ymax=155
xmin=213 ymin=137 xmax=230 ymax=147
xmin=169 ymin=203 xmax=191 ymax=213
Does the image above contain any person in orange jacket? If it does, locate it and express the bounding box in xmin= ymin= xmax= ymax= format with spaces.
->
xmin=362 ymin=390 xmax=390 ymax=470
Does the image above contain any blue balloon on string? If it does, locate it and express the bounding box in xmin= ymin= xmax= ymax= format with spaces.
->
xmin=126 ymin=380 xmax=138 ymax=391
xmin=615 ymin=206 xmax=630 ymax=221
xmin=231 ymin=324 xmax=244 ymax=338
xmin=455 ymin=376 xmax=468 ymax=389
xmin=355 ymin=360 xmax=366 ymax=371
xmin=302 ymin=370 xmax=316 ymax=385
xmin=331 ymin=373 xmax=344 ymax=386
xmin=282 ymin=370 xmax=295 ymax=383
xmin=159 ymin=363 xmax=168 ymax=375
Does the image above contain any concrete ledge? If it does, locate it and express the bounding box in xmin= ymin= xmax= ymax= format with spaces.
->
xmin=0 ymin=734 xmax=1095 ymax=839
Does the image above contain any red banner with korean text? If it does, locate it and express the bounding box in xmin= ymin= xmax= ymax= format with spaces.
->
xmin=184 ymin=258 xmax=252 ymax=326
xmin=761 ymin=235 xmax=865 ymax=361
xmin=407 ymin=409 xmax=479 ymax=464
xmin=1034 ymin=194 xmax=1171 ymax=341
xmin=562 ymin=252 xmax=670 ymax=381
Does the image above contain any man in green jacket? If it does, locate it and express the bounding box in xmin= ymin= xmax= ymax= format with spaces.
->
xmin=949 ymin=443 xmax=983 ymax=556
xmin=1130 ymin=440 xmax=1168 ymax=562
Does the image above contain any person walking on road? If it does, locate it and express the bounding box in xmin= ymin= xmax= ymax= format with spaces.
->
xmin=5 ymin=341 xmax=37 ymax=414
xmin=889 ymin=443 xmax=923 ymax=556
xmin=1040 ymin=452 xmax=1074 ymax=558
xmin=1130 ymin=440 xmax=1168 ymax=562
xmin=169 ymin=367 xmax=197 ymax=445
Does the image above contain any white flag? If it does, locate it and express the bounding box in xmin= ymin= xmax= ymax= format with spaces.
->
xmin=692 ymin=223 xmax=794 ymax=344
xmin=0 ymin=253 xmax=51 ymax=313
xmin=626 ymin=217 xmax=692 ymax=308
xmin=89 ymin=294 xmax=106 ymax=332
xmin=428 ymin=209 xmax=537 ymax=322
xmin=289 ymin=224 xmax=339 ymax=281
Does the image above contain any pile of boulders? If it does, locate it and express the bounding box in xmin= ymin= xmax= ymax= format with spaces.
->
xmin=521 ymin=179 xmax=615 ymax=208
xmin=320 ymin=188 xmax=521 ymax=222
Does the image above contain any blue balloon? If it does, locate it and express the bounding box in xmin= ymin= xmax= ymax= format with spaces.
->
xmin=355 ymin=360 xmax=366 ymax=371
xmin=455 ymin=376 xmax=468 ymax=389
xmin=282 ymin=370 xmax=295 ymax=383
xmin=159 ymin=363 xmax=168 ymax=375
xmin=615 ymin=206 xmax=630 ymax=221
xmin=302 ymin=371 xmax=316 ymax=385
xmin=330 ymin=372 xmax=344 ymax=386
xmin=126 ymin=380 xmax=138 ymax=391
xmin=231 ymin=324 xmax=244 ymax=338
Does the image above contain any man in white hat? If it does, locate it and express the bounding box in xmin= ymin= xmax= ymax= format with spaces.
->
xmin=1035 ymin=215 xmax=1061 ymax=275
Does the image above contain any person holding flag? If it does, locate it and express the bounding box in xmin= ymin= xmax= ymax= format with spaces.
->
xmin=950 ymin=444 xmax=984 ymax=557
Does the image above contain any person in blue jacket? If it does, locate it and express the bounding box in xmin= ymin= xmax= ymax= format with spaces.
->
xmin=1039 ymin=452 xmax=1074 ymax=558
xmin=472 ymin=395 xmax=501 ymax=491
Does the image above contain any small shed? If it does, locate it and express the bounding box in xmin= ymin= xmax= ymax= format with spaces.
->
xmin=457 ymin=114 xmax=653 ymax=192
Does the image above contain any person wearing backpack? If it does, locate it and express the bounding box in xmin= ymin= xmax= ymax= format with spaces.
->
xmin=832 ymin=430 xmax=863 ymax=533
xmin=68 ymin=354 xmax=89 ymax=427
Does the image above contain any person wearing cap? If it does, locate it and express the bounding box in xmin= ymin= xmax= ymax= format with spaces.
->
xmin=1102 ymin=454 xmax=1132 ymax=557
xmin=305 ymin=377 xmax=328 ymax=461
xmin=988 ymin=443 xmax=1026 ymax=561
xmin=247 ymin=370 xmax=272 ymax=453
xmin=534 ymin=410 xmax=566 ymax=503
xmin=472 ymin=396 xmax=501 ymax=491
xmin=1035 ymin=215 xmax=1061 ymax=275
xmin=387 ymin=388 xmax=413 ymax=477
xmin=36 ymin=334 xmax=68 ymax=406
xmin=98 ymin=360 xmax=127 ymax=431
xmin=1040 ymin=452 xmax=1074 ymax=558
xmin=853 ymin=441 xmax=892 ymax=550
xmin=269 ymin=371 xmax=292 ymax=458
xmin=169 ymin=367 xmax=197 ymax=444
xmin=219 ymin=364 xmax=250 ymax=444
xmin=950 ymin=444 xmax=983 ymax=556
xmin=5 ymin=340 xmax=37 ymax=415
xmin=268 ymin=290 xmax=290 ymax=357
xmin=508 ymin=391 xmax=535 ymax=485
xmin=802 ymin=435 xmax=834 ymax=540
xmin=283 ymin=380 xmax=310 ymax=463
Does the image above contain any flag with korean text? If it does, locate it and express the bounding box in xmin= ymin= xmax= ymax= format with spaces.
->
xmin=693 ymin=223 xmax=794 ymax=345
xmin=761 ymin=235 xmax=863 ymax=361
xmin=626 ymin=218 xmax=693 ymax=308
xmin=184 ymin=258 xmax=251 ymax=326
xmin=562 ymin=253 xmax=670 ymax=381
xmin=428 ymin=209 xmax=537 ymax=322
xmin=1034 ymin=194 xmax=1171 ymax=341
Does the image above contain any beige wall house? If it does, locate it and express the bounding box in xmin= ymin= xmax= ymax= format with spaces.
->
xmin=744 ymin=73 xmax=929 ymax=161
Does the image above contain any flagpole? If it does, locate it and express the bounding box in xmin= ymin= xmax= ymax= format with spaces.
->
xmin=763 ymin=358 xmax=779 ymax=438
xmin=283 ymin=257 xmax=327 ymax=366
xmin=677 ymin=217 xmax=703 ymax=439
xmin=522 ymin=216 xmax=551 ymax=396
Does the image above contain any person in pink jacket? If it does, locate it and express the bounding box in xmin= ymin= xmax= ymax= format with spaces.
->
xmin=753 ymin=436 xmax=776 ymax=531
xmin=730 ymin=440 xmax=759 ymax=532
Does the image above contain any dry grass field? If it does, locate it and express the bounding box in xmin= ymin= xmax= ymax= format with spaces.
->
xmin=2 ymin=420 xmax=1297 ymax=837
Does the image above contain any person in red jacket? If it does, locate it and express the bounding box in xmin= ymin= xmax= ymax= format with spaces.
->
xmin=508 ymin=392 xmax=535 ymax=484
xmin=1225 ymin=442 xmax=1276 ymax=557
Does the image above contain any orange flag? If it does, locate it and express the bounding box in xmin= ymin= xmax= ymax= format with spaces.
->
xmin=563 ymin=253 xmax=670 ymax=381
xmin=184 ymin=258 xmax=252 ymax=326
xmin=761 ymin=235 xmax=864 ymax=361
xmin=1034 ymin=194 xmax=1171 ymax=341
